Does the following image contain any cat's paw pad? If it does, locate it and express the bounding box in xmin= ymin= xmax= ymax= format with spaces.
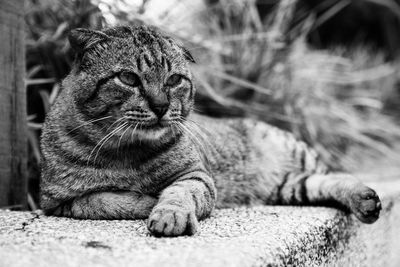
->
xmin=350 ymin=187 xmax=381 ymax=224
xmin=147 ymin=207 xmax=198 ymax=237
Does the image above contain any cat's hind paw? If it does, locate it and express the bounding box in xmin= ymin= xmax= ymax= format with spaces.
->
xmin=349 ymin=187 xmax=382 ymax=224
xmin=147 ymin=207 xmax=198 ymax=237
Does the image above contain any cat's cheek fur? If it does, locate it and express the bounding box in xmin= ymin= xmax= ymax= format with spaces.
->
xmin=179 ymin=96 xmax=194 ymax=118
xmin=70 ymin=74 xmax=97 ymax=104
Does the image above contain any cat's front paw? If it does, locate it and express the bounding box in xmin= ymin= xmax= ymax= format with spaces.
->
xmin=147 ymin=207 xmax=198 ymax=237
xmin=349 ymin=186 xmax=382 ymax=224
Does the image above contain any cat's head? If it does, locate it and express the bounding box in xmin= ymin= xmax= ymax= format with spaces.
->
xmin=66 ymin=25 xmax=195 ymax=144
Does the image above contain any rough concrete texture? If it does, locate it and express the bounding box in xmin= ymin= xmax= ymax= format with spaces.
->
xmin=0 ymin=181 xmax=399 ymax=267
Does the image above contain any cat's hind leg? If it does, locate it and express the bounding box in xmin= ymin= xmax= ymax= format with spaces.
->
xmin=278 ymin=172 xmax=382 ymax=223
xmin=48 ymin=191 xmax=158 ymax=220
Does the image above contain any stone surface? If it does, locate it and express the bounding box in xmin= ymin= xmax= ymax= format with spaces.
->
xmin=0 ymin=181 xmax=399 ymax=267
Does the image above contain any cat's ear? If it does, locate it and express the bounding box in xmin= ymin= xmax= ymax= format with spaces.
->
xmin=181 ymin=46 xmax=196 ymax=63
xmin=68 ymin=28 xmax=110 ymax=53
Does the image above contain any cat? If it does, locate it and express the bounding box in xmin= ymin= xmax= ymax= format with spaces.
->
xmin=40 ymin=25 xmax=381 ymax=237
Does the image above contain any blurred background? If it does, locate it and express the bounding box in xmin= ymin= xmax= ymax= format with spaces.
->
xmin=25 ymin=0 xmax=400 ymax=210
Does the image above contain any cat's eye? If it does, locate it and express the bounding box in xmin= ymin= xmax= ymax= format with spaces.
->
xmin=166 ymin=74 xmax=183 ymax=86
xmin=118 ymin=71 xmax=141 ymax=87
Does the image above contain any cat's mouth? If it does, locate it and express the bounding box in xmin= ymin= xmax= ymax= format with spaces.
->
xmin=122 ymin=109 xmax=182 ymax=132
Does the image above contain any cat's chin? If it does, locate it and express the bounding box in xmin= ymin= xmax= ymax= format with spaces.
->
xmin=123 ymin=125 xmax=176 ymax=144
xmin=135 ymin=127 xmax=169 ymax=141
xmin=121 ymin=120 xmax=179 ymax=144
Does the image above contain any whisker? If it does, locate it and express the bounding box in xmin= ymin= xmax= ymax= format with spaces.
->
xmin=181 ymin=117 xmax=217 ymax=158
xmin=184 ymin=119 xmax=215 ymax=154
xmin=191 ymin=107 xmax=202 ymax=113
xmin=175 ymin=121 xmax=211 ymax=159
xmin=66 ymin=116 xmax=112 ymax=135
xmin=118 ymin=124 xmax=131 ymax=153
xmin=139 ymin=122 xmax=144 ymax=145
xmin=83 ymin=117 xmax=125 ymax=165
xmin=171 ymin=122 xmax=178 ymax=142
xmin=105 ymin=117 xmax=125 ymax=132
xmin=130 ymin=122 xmax=140 ymax=143
xmin=179 ymin=117 xmax=212 ymax=140
xmin=179 ymin=122 xmax=202 ymax=146
xmin=93 ymin=122 xmax=128 ymax=165
xmin=87 ymin=122 xmax=127 ymax=165
xmin=186 ymin=118 xmax=213 ymax=136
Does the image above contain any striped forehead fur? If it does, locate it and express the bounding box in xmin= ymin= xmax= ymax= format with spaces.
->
xmin=84 ymin=25 xmax=176 ymax=72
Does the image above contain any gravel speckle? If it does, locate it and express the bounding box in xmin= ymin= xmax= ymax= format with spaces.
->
xmin=0 ymin=182 xmax=399 ymax=267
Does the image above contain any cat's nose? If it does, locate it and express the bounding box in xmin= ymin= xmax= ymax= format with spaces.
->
xmin=151 ymin=103 xmax=169 ymax=118
xmin=147 ymin=91 xmax=169 ymax=118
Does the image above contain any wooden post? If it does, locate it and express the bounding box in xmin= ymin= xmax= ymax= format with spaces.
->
xmin=0 ymin=0 xmax=27 ymax=209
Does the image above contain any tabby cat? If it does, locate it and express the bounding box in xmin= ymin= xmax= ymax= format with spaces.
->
xmin=40 ymin=25 xmax=381 ymax=237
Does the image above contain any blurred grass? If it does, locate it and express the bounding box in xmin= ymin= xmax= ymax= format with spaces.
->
xmin=25 ymin=0 xmax=400 ymax=209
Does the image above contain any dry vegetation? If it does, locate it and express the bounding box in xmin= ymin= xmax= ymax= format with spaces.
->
xmin=25 ymin=0 xmax=400 ymax=209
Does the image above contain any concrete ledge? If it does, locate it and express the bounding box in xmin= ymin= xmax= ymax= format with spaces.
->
xmin=1 ymin=181 xmax=399 ymax=267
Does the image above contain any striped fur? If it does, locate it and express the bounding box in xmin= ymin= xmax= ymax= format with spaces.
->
xmin=41 ymin=26 xmax=381 ymax=237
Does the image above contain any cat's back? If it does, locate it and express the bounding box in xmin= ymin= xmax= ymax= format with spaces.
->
xmin=190 ymin=113 xmax=328 ymax=206
xmin=191 ymin=113 xmax=307 ymax=166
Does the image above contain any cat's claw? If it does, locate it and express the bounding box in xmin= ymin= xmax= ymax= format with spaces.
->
xmin=349 ymin=187 xmax=382 ymax=224
xmin=147 ymin=207 xmax=198 ymax=237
